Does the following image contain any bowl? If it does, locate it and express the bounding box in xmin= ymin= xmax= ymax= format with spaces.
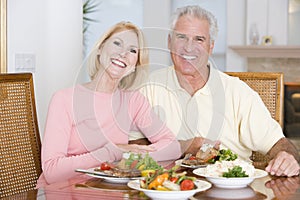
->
xmin=127 ymin=179 xmax=211 ymax=200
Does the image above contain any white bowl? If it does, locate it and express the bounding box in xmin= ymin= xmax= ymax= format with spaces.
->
xmin=127 ymin=179 xmax=211 ymax=200
xmin=193 ymin=168 xmax=268 ymax=189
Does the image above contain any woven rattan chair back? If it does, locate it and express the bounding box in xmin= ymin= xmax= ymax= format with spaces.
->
xmin=226 ymin=72 xmax=284 ymax=164
xmin=0 ymin=73 xmax=41 ymax=198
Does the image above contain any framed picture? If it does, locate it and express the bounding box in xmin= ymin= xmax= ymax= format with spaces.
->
xmin=262 ymin=36 xmax=272 ymax=45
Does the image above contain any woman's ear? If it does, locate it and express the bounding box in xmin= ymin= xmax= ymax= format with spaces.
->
xmin=97 ymin=46 xmax=102 ymax=55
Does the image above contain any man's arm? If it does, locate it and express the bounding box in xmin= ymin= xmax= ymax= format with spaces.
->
xmin=265 ymin=138 xmax=300 ymax=177
xmin=266 ymin=138 xmax=299 ymax=162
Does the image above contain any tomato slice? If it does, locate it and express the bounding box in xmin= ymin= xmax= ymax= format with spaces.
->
xmin=169 ymin=177 xmax=178 ymax=183
xmin=100 ymin=162 xmax=111 ymax=170
xmin=180 ymin=179 xmax=195 ymax=190
xmin=189 ymin=156 xmax=196 ymax=160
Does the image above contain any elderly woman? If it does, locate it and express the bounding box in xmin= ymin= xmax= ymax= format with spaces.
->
xmin=37 ymin=21 xmax=181 ymax=185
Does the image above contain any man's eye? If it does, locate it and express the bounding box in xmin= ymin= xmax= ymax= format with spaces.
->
xmin=177 ymin=34 xmax=186 ymax=39
xmin=195 ymin=36 xmax=205 ymax=42
xmin=113 ymin=41 xmax=121 ymax=46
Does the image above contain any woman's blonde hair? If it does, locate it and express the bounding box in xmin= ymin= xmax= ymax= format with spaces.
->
xmin=86 ymin=21 xmax=149 ymax=90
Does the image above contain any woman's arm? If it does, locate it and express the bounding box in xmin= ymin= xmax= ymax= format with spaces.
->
xmin=41 ymin=90 xmax=123 ymax=184
xmin=129 ymin=92 xmax=182 ymax=161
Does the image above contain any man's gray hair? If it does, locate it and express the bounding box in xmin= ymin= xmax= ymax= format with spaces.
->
xmin=170 ymin=5 xmax=219 ymax=43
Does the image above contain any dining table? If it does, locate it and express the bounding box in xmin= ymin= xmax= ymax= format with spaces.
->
xmin=3 ymin=161 xmax=300 ymax=200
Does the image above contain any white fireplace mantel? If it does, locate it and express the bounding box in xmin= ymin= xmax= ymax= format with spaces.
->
xmin=229 ymin=45 xmax=300 ymax=58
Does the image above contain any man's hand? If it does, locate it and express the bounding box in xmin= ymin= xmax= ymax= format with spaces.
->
xmin=265 ymin=151 xmax=300 ymax=177
xmin=265 ymin=138 xmax=300 ymax=177
xmin=179 ymin=137 xmax=220 ymax=155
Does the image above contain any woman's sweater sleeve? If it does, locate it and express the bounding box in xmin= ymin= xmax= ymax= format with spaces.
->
xmin=129 ymin=92 xmax=182 ymax=161
xmin=41 ymin=91 xmax=123 ymax=184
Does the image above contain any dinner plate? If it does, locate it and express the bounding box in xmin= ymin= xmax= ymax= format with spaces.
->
xmin=127 ymin=179 xmax=211 ymax=200
xmin=175 ymin=159 xmax=209 ymax=169
xmin=75 ymin=168 xmax=141 ymax=184
xmin=193 ymin=168 xmax=268 ymax=189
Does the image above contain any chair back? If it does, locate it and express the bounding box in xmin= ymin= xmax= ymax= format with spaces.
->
xmin=226 ymin=72 xmax=284 ymax=164
xmin=0 ymin=73 xmax=41 ymax=198
xmin=226 ymin=72 xmax=284 ymax=127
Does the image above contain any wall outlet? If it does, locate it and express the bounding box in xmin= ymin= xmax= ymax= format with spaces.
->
xmin=15 ymin=53 xmax=36 ymax=72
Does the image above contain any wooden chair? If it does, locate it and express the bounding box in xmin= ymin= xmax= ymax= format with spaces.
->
xmin=0 ymin=73 xmax=42 ymax=198
xmin=225 ymin=72 xmax=284 ymax=165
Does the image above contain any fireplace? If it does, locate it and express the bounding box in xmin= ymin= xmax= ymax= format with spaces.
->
xmin=284 ymin=82 xmax=300 ymax=138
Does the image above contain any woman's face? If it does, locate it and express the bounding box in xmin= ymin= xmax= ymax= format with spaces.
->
xmin=98 ymin=30 xmax=139 ymax=80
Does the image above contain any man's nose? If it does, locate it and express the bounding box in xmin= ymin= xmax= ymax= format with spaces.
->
xmin=184 ymin=39 xmax=194 ymax=52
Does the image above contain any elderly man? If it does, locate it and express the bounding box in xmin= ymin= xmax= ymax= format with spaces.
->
xmin=130 ymin=5 xmax=299 ymax=177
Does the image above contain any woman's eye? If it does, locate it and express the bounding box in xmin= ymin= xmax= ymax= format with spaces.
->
xmin=113 ymin=41 xmax=121 ymax=46
xmin=130 ymin=49 xmax=137 ymax=54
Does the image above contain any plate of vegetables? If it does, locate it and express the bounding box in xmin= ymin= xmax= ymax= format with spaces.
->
xmin=193 ymin=159 xmax=268 ymax=188
xmin=76 ymin=153 xmax=163 ymax=184
xmin=127 ymin=166 xmax=211 ymax=200
xmin=178 ymin=147 xmax=238 ymax=169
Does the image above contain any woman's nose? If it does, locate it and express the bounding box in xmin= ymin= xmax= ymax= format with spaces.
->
xmin=119 ymin=49 xmax=128 ymax=57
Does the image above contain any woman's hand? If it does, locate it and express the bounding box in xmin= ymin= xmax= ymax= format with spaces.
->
xmin=117 ymin=144 xmax=156 ymax=153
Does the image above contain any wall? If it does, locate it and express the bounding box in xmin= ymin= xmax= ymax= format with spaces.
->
xmin=226 ymin=0 xmax=247 ymax=71
xmin=8 ymin=0 xmax=83 ymax=136
xmin=143 ymin=0 xmax=171 ymax=71
xmin=7 ymin=0 xmax=298 ymax=137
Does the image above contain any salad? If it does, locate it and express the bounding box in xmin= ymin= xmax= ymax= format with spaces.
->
xmin=96 ymin=153 xmax=163 ymax=178
xmin=205 ymin=159 xmax=255 ymax=178
xmin=140 ymin=166 xmax=197 ymax=191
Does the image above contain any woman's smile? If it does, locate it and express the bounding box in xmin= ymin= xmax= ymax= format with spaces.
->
xmin=111 ymin=58 xmax=127 ymax=68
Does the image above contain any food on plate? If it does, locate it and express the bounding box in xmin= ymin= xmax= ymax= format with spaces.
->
xmin=182 ymin=145 xmax=238 ymax=167
xmin=95 ymin=153 xmax=162 ymax=178
xmin=205 ymin=159 xmax=255 ymax=178
xmin=210 ymin=149 xmax=238 ymax=163
xmin=141 ymin=169 xmax=156 ymax=177
xmin=140 ymin=165 xmax=197 ymax=191
xmin=100 ymin=162 xmax=111 ymax=170
xmin=222 ymin=166 xmax=249 ymax=178
xmin=124 ymin=152 xmax=163 ymax=171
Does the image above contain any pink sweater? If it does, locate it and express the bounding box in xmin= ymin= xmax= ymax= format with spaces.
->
xmin=38 ymin=85 xmax=181 ymax=185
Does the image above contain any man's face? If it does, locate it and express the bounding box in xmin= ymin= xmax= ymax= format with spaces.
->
xmin=168 ymin=15 xmax=214 ymax=77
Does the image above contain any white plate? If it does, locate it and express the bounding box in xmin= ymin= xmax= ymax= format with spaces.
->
xmin=127 ymin=179 xmax=211 ymax=200
xmin=175 ymin=159 xmax=209 ymax=169
xmin=76 ymin=168 xmax=141 ymax=184
xmin=193 ymin=168 xmax=268 ymax=189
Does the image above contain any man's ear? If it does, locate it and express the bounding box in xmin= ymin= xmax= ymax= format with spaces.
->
xmin=209 ymin=41 xmax=215 ymax=55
